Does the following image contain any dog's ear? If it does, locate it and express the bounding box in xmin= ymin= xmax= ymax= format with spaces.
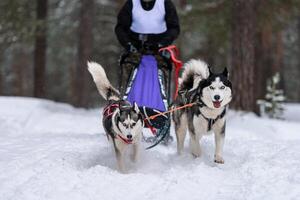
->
xmin=222 ymin=67 xmax=229 ymax=77
xmin=133 ymin=102 xmax=140 ymax=113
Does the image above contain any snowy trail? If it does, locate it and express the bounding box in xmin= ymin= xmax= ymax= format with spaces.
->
xmin=0 ymin=97 xmax=300 ymax=200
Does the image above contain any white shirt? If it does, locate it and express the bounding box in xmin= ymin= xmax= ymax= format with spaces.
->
xmin=130 ymin=0 xmax=167 ymax=34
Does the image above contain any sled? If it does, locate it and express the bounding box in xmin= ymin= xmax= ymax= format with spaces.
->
xmin=120 ymin=45 xmax=183 ymax=149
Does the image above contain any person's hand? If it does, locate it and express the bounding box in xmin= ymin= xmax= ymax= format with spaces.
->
xmin=126 ymin=42 xmax=137 ymax=53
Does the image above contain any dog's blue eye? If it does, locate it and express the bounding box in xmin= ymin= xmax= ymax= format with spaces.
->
xmin=209 ymin=86 xmax=215 ymax=90
xmin=220 ymin=86 xmax=225 ymax=90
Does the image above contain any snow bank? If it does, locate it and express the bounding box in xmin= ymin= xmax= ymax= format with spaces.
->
xmin=0 ymin=97 xmax=299 ymax=200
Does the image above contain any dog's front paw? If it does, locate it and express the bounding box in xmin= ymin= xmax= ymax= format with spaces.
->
xmin=190 ymin=141 xmax=201 ymax=158
xmin=214 ymin=155 xmax=225 ymax=164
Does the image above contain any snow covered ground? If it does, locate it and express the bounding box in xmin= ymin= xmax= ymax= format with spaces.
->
xmin=0 ymin=97 xmax=299 ymax=200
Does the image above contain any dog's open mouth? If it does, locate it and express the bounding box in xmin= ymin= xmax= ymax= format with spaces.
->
xmin=213 ymin=101 xmax=222 ymax=108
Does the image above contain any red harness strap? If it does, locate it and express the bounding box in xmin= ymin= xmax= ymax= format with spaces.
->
xmin=103 ymin=103 xmax=119 ymax=118
xmin=159 ymin=45 xmax=183 ymax=100
xmin=144 ymin=118 xmax=157 ymax=135
xmin=117 ymin=134 xmax=133 ymax=144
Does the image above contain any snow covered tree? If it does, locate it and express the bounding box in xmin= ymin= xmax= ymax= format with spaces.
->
xmin=257 ymin=73 xmax=285 ymax=119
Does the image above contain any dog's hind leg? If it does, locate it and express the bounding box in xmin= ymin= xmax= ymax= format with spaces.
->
xmin=213 ymin=120 xmax=226 ymax=164
xmin=174 ymin=113 xmax=188 ymax=155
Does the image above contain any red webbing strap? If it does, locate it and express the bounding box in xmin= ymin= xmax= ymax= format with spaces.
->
xmin=103 ymin=104 xmax=119 ymax=118
xmin=143 ymin=118 xmax=157 ymax=135
xmin=117 ymin=134 xmax=133 ymax=144
xmin=159 ymin=45 xmax=183 ymax=100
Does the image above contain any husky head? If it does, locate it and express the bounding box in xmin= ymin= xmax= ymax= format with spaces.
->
xmin=116 ymin=101 xmax=143 ymax=142
xmin=196 ymin=68 xmax=232 ymax=109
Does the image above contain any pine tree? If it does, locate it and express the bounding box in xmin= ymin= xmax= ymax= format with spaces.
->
xmin=257 ymin=73 xmax=285 ymax=119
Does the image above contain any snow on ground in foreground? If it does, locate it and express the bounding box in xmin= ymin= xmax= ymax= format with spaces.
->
xmin=0 ymin=97 xmax=300 ymax=200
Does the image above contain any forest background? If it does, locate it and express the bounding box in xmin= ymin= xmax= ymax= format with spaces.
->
xmin=1 ymin=0 xmax=299 ymax=113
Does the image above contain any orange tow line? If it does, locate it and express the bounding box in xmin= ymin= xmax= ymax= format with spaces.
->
xmin=145 ymin=102 xmax=196 ymax=121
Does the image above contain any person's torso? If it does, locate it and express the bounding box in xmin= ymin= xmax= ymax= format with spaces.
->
xmin=130 ymin=0 xmax=167 ymax=34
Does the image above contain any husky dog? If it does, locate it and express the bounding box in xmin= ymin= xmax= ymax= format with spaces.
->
xmin=173 ymin=59 xmax=232 ymax=164
xmin=87 ymin=61 xmax=144 ymax=172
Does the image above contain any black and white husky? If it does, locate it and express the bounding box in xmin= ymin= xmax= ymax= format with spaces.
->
xmin=87 ymin=61 xmax=144 ymax=172
xmin=173 ymin=59 xmax=232 ymax=164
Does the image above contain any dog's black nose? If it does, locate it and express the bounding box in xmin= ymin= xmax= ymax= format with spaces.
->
xmin=127 ymin=135 xmax=132 ymax=139
xmin=214 ymin=95 xmax=220 ymax=101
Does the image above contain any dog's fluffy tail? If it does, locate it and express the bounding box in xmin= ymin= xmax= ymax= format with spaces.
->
xmin=87 ymin=61 xmax=120 ymax=101
xmin=179 ymin=59 xmax=209 ymax=91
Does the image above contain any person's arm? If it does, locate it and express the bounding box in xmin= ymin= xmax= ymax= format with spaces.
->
xmin=160 ymin=0 xmax=180 ymax=46
xmin=115 ymin=0 xmax=133 ymax=48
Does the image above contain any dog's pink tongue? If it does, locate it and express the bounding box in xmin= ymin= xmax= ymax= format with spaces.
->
xmin=213 ymin=101 xmax=221 ymax=108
